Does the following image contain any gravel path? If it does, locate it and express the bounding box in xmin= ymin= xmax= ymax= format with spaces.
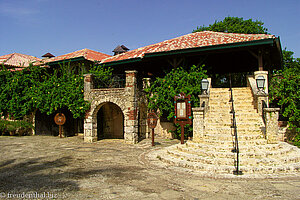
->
xmin=0 ymin=136 xmax=299 ymax=199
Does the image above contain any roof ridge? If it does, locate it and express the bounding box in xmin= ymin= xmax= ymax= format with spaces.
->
xmin=5 ymin=53 xmax=16 ymax=63
xmin=195 ymin=30 xmax=275 ymax=37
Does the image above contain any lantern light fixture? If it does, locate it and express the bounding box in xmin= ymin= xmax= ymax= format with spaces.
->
xmin=256 ymin=76 xmax=265 ymax=91
xmin=201 ymin=79 xmax=209 ymax=95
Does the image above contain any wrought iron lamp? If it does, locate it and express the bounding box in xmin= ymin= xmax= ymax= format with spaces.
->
xmin=201 ymin=79 xmax=209 ymax=95
xmin=256 ymin=76 xmax=265 ymax=92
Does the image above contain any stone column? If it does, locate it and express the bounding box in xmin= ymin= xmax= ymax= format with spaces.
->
xmin=83 ymin=74 xmax=96 ymax=142
xmin=84 ymin=74 xmax=93 ymax=101
xmin=192 ymin=107 xmax=205 ymax=142
xmin=84 ymin=115 xmax=96 ymax=143
xmin=124 ymin=70 xmax=139 ymax=144
xmin=264 ymin=108 xmax=280 ymax=144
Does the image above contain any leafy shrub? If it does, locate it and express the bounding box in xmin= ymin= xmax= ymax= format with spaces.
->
xmin=269 ymin=50 xmax=300 ymax=147
xmin=0 ymin=120 xmax=33 ymax=136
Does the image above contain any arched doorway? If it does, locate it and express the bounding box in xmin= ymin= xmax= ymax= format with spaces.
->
xmin=97 ymin=102 xmax=124 ymax=140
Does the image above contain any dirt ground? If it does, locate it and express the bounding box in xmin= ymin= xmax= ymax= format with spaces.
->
xmin=0 ymin=135 xmax=299 ymax=200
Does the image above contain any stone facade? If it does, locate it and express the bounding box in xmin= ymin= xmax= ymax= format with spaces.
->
xmin=83 ymin=70 xmax=147 ymax=144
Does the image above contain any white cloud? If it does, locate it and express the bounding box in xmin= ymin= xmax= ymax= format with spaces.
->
xmin=0 ymin=3 xmax=38 ymax=17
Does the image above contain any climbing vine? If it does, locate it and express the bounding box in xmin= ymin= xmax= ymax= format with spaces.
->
xmin=0 ymin=63 xmax=112 ymax=121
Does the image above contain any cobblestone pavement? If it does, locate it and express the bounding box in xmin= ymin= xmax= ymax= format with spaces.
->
xmin=0 ymin=136 xmax=299 ymax=200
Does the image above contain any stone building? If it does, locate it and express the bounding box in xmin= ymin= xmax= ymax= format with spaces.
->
xmin=83 ymin=31 xmax=282 ymax=144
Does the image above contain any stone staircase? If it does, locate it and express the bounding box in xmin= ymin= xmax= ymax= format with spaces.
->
xmin=148 ymin=87 xmax=300 ymax=177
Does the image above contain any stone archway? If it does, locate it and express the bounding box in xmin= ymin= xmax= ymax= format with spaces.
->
xmin=84 ymin=70 xmax=139 ymax=143
xmin=96 ymin=102 xmax=124 ymax=139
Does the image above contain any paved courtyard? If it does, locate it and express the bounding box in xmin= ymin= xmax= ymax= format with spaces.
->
xmin=0 ymin=135 xmax=299 ymax=199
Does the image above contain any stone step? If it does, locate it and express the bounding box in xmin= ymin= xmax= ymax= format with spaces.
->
xmin=209 ymin=95 xmax=253 ymax=100
xmin=186 ymin=141 xmax=286 ymax=151
xmin=203 ymin=133 xmax=264 ymax=141
xmin=205 ymin=123 xmax=264 ymax=129
xmin=204 ymin=127 xmax=263 ymax=134
xmin=167 ymin=147 xmax=300 ymax=166
xmin=209 ymin=100 xmax=255 ymax=105
xmin=186 ymin=141 xmax=299 ymax=154
xmin=210 ymin=92 xmax=252 ymax=96
xmin=208 ymin=107 xmax=257 ymax=112
xmin=159 ymin=149 xmax=236 ymax=174
xmin=202 ymin=138 xmax=268 ymax=146
xmin=208 ymin=103 xmax=255 ymax=108
xmin=206 ymin=113 xmax=260 ymax=118
xmin=203 ymin=131 xmax=263 ymax=137
xmin=157 ymin=148 xmax=300 ymax=175
xmin=175 ymin=144 xmax=300 ymax=162
xmin=206 ymin=117 xmax=263 ymax=123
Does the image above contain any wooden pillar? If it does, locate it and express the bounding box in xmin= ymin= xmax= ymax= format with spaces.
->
xmin=258 ymin=50 xmax=263 ymax=71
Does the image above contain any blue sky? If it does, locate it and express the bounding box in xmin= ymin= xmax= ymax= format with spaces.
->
xmin=0 ymin=0 xmax=299 ymax=58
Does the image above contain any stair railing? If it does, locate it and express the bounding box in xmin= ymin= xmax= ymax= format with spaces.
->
xmin=229 ymin=74 xmax=243 ymax=175
xmin=262 ymin=100 xmax=268 ymax=125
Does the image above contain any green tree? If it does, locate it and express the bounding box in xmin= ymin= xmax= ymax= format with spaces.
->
xmin=269 ymin=50 xmax=300 ymax=146
xmin=193 ymin=16 xmax=268 ymax=34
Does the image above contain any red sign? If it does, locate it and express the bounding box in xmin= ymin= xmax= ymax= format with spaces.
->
xmin=147 ymin=112 xmax=158 ymax=129
xmin=54 ymin=113 xmax=66 ymax=126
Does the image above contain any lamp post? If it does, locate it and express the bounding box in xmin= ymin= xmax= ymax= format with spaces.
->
xmin=201 ymin=79 xmax=209 ymax=95
xmin=256 ymin=76 xmax=265 ymax=92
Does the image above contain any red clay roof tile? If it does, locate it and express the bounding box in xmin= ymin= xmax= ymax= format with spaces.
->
xmin=43 ymin=48 xmax=111 ymax=64
xmin=0 ymin=53 xmax=41 ymax=68
xmin=101 ymin=31 xmax=276 ymax=64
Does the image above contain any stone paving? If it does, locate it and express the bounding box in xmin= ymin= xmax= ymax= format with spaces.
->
xmin=0 ymin=136 xmax=300 ymax=199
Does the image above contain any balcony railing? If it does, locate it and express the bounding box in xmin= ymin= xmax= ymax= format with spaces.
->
xmin=93 ymin=74 xmax=126 ymax=89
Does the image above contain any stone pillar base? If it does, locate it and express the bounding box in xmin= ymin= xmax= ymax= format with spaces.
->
xmin=124 ymin=132 xmax=138 ymax=144
xmin=192 ymin=107 xmax=205 ymax=142
xmin=264 ymin=108 xmax=280 ymax=144
xmin=84 ymin=136 xmax=97 ymax=143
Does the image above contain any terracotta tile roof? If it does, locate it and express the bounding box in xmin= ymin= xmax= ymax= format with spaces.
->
xmin=43 ymin=48 xmax=111 ymax=64
xmin=0 ymin=53 xmax=41 ymax=68
xmin=101 ymin=31 xmax=276 ymax=64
